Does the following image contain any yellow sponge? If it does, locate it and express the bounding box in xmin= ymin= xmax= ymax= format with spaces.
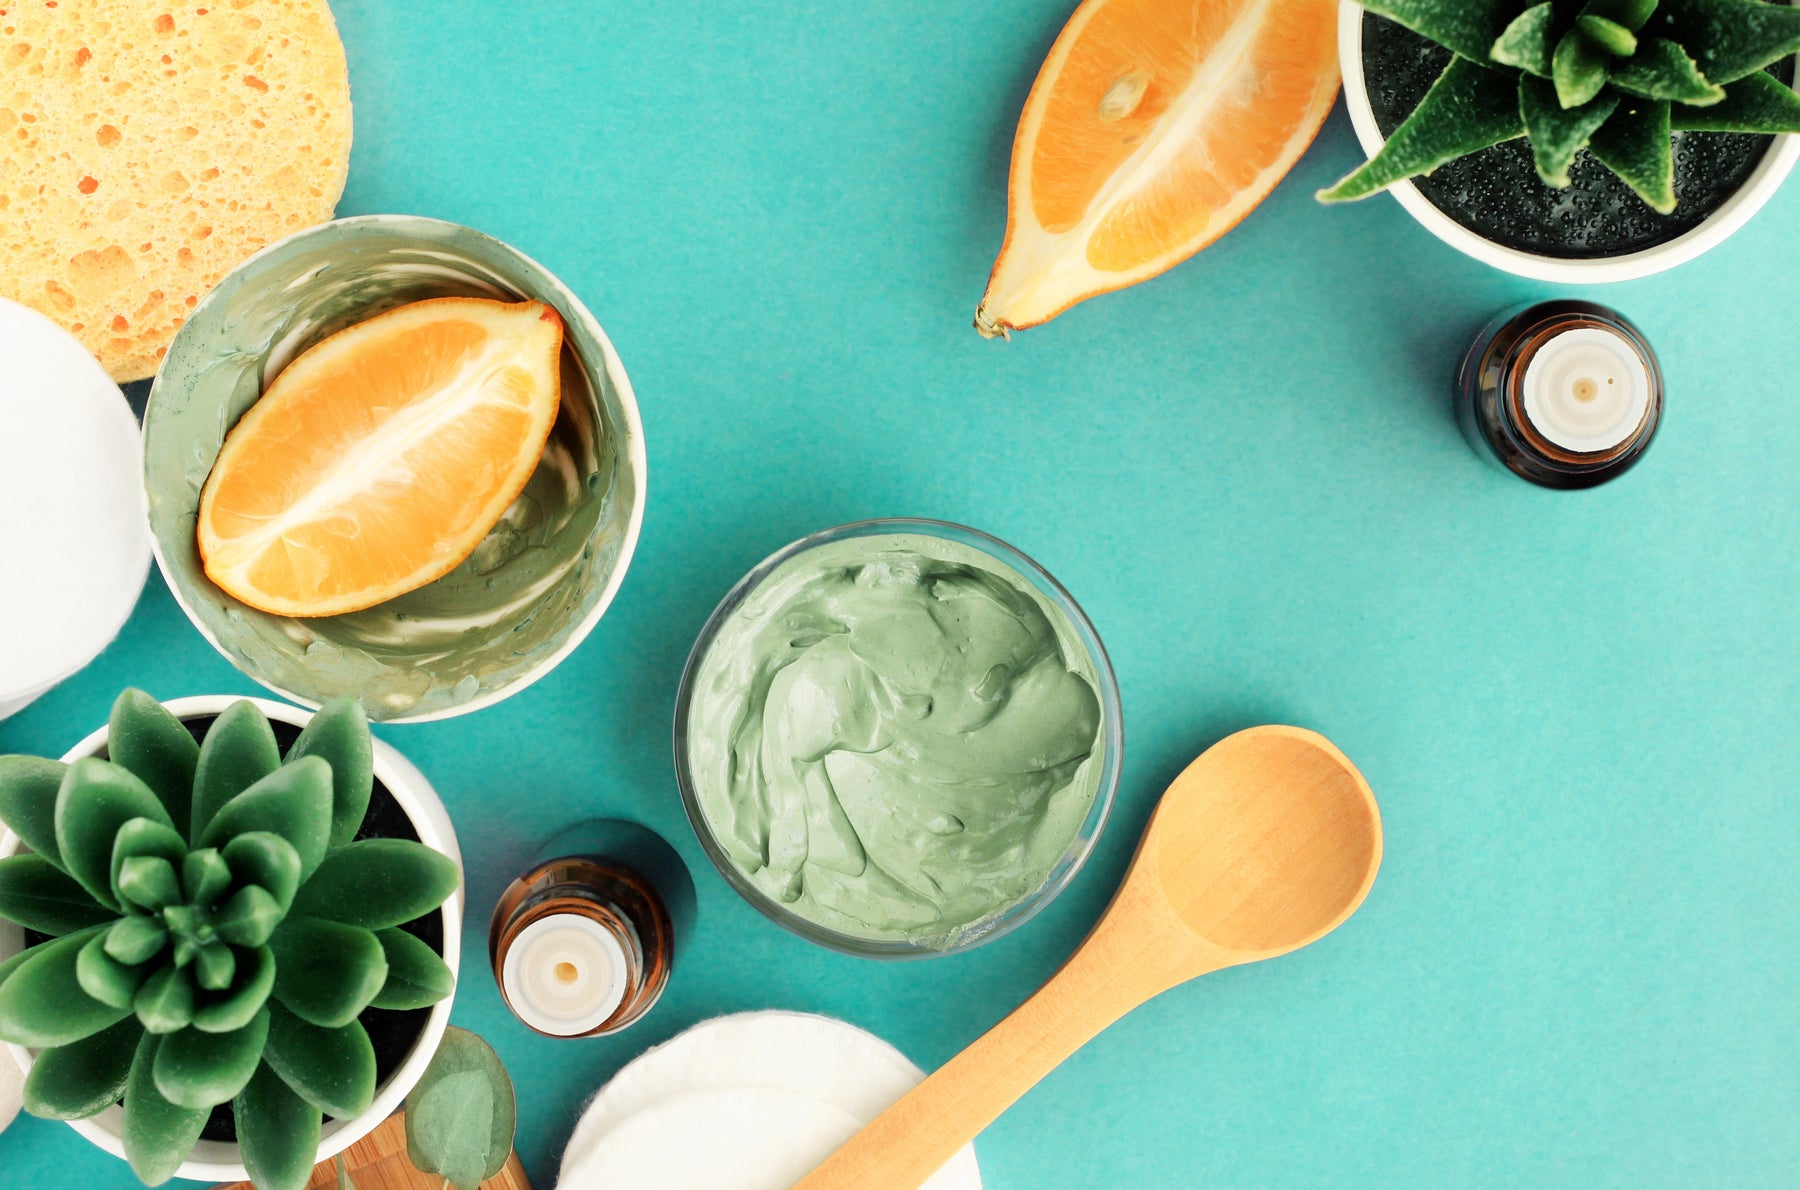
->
xmin=0 ymin=0 xmax=352 ymax=381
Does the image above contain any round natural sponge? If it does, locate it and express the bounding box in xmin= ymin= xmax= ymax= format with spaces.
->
xmin=0 ymin=0 xmax=352 ymax=381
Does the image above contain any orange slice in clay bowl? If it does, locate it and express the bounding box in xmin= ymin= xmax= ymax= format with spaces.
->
xmin=198 ymin=297 xmax=563 ymax=618
xmin=977 ymin=0 xmax=1340 ymax=337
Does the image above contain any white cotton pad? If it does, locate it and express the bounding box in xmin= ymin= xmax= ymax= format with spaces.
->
xmin=0 ymin=297 xmax=151 ymax=719
xmin=557 ymin=1011 xmax=980 ymax=1189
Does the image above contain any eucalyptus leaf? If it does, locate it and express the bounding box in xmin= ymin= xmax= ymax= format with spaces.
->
xmin=189 ymin=700 xmax=280 ymax=846
xmin=193 ymin=944 xmax=275 ymax=1033
xmin=0 ymin=756 xmax=70 ymax=871
xmin=236 ymin=1061 xmax=323 ymax=1190
xmin=153 ymin=1006 xmax=270 ymax=1109
xmin=263 ymin=1001 xmax=376 ymax=1118
xmin=1320 ymin=57 xmax=1526 ymax=201
xmin=0 ymin=853 xmax=116 ymax=935
xmin=122 ymin=1030 xmax=210 ymax=1186
xmin=290 ymin=839 xmax=460 ymax=930
xmin=405 ymin=1027 xmax=516 ymax=1190
xmin=370 ymin=927 xmax=455 ymax=1011
xmin=223 ymin=831 xmax=303 ymax=912
xmin=269 ymin=916 xmax=388 ymax=1028
xmin=337 ymin=1154 xmax=359 ymax=1190
xmin=22 ymin=1016 xmax=141 ymax=1119
xmin=285 ymin=698 xmax=374 ymax=848
xmin=107 ymin=690 xmax=199 ymax=838
xmin=55 ymin=759 xmax=172 ymax=911
xmin=0 ymin=928 xmax=132 ymax=1047
xmin=200 ymin=758 xmax=333 ymax=881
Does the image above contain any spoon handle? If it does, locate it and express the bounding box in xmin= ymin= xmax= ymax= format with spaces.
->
xmin=794 ymin=907 xmax=1204 ymax=1190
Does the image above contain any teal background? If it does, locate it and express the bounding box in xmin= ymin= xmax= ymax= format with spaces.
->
xmin=3 ymin=0 xmax=1798 ymax=1185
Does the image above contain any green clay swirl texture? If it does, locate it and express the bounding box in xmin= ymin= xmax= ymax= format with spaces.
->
xmin=143 ymin=216 xmax=644 ymax=721
xmin=686 ymin=533 xmax=1106 ymax=947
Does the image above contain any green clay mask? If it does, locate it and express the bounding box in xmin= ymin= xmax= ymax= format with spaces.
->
xmin=685 ymin=532 xmax=1106 ymax=947
xmin=144 ymin=217 xmax=643 ymax=721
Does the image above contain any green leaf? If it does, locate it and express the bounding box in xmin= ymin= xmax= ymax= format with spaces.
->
xmin=107 ymin=691 xmax=199 ymax=838
xmin=55 ymin=759 xmax=173 ymax=912
xmin=1658 ymin=0 xmax=1800 ymax=84
xmin=118 ymin=856 xmax=183 ymax=912
xmin=0 ymin=928 xmax=132 ymax=1046
xmin=152 ymin=1007 xmax=269 ymax=1109
xmin=0 ymin=756 xmax=70 ymax=871
xmin=1553 ymin=28 xmax=1613 ymax=108
xmin=79 ymin=932 xmax=147 ymax=1008
xmin=1320 ymin=57 xmax=1527 ymax=202
xmin=290 ymin=839 xmax=460 ymax=930
xmin=236 ymin=1061 xmax=323 ymax=1190
xmin=1612 ymin=37 xmax=1728 ymax=103
xmin=1584 ymin=0 xmax=1659 ymax=33
xmin=22 ymin=1016 xmax=141 ymax=1119
xmin=1358 ymin=0 xmax=1519 ymax=63
xmin=190 ymin=700 xmax=280 ymax=846
xmin=1577 ymin=14 xmax=1639 ymax=55
xmin=1672 ymin=67 xmax=1800 ymax=130
xmin=223 ymin=832 xmax=303 ymax=912
xmin=122 ymin=1030 xmax=209 ymax=1186
xmin=109 ymin=818 xmax=187 ymax=912
xmin=336 ymin=1154 xmax=356 ymax=1190
xmin=182 ymin=848 xmax=232 ymax=907
xmin=105 ymin=914 xmax=169 ymax=965
xmin=192 ymin=945 xmax=274 ymax=1035
xmin=200 ymin=758 xmax=333 ymax=882
xmin=135 ymin=964 xmax=196 ymax=1034
xmin=0 ymin=854 xmax=115 ymax=935
xmin=286 ymin=698 xmax=374 ymax=849
xmin=1591 ymin=98 xmax=1677 ymax=212
xmin=195 ymin=942 xmax=236 ymax=991
xmin=1491 ymin=3 xmax=1556 ymax=75
xmin=370 ymin=927 xmax=455 ymax=1010
xmin=268 ymin=917 xmax=388 ymax=1028
xmin=263 ymin=1001 xmax=376 ymax=1118
xmin=405 ymin=1027 xmax=515 ymax=1190
xmin=215 ymin=884 xmax=285 ymax=948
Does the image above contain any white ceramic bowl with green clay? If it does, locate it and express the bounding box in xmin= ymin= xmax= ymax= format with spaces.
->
xmin=675 ymin=519 xmax=1123 ymax=959
xmin=142 ymin=215 xmax=646 ymax=723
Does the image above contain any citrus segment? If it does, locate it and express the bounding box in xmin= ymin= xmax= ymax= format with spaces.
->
xmin=977 ymin=0 xmax=1339 ymax=336
xmin=197 ymin=297 xmax=564 ymax=617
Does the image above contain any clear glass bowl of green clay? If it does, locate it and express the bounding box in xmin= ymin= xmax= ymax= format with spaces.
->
xmin=674 ymin=518 xmax=1123 ymax=959
xmin=142 ymin=215 xmax=646 ymax=723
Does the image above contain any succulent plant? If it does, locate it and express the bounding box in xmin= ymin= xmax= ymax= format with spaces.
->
xmin=0 ymin=692 xmax=459 ymax=1190
xmin=1321 ymin=0 xmax=1800 ymax=213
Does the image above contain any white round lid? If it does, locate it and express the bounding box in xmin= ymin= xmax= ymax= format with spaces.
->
xmin=0 ymin=298 xmax=151 ymax=710
xmin=501 ymin=912 xmax=629 ymax=1036
xmin=1521 ymin=325 xmax=1654 ymax=455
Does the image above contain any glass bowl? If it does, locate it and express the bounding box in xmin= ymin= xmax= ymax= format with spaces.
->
xmin=674 ymin=518 xmax=1123 ymax=959
xmin=142 ymin=215 xmax=646 ymax=723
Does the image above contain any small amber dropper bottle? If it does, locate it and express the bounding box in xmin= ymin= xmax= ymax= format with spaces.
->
xmin=489 ymin=819 xmax=694 ymax=1038
xmin=1456 ymin=300 xmax=1663 ymax=489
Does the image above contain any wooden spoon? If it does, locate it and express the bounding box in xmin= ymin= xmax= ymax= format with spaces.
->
xmin=793 ymin=725 xmax=1383 ymax=1190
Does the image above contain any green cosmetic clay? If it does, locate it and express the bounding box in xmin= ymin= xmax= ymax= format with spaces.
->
xmin=685 ymin=533 xmax=1106 ymax=946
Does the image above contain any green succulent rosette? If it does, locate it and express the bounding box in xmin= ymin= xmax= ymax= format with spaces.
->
xmin=1322 ymin=0 xmax=1800 ymax=213
xmin=0 ymin=692 xmax=459 ymax=1190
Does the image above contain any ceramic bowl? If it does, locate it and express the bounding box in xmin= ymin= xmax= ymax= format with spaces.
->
xmin=1339 ymin=1 xmax=1800 ymax=283
xmin=674 ymin=518 xmax=1123 ymax=959
xmin=0 ymin=695 xmax=463 ymax=1183
xmin=143 ymin=215 xmax=646 ymax=723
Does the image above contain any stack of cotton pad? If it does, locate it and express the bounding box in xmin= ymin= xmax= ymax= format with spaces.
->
xmin=557 ymin=1012 xmax=982 ymax=1190
xmin=0 ymin=298 xmax=151 ymax=718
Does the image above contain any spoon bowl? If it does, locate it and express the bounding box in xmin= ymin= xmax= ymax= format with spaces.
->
xmin=795 ymin=725 xmax=1382 ymax=1190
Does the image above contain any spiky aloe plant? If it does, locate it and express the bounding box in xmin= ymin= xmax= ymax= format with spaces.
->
xmin=0 ymin=692 xmax=459 ymax=1190
xmin=1321 ymin=0 xmax=1800 ymax=213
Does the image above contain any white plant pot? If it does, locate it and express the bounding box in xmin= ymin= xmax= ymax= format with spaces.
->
xmin=1339 ymin=1 xmax=1800 ymax=282
xmin=0 ymin=695 xmax=464 ymax=1184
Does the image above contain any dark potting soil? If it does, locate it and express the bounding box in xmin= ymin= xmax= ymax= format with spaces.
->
xmin=1361 ymin=13 xmax=1791 ymax=258
xmin=24 ymin=715 xmax=446 ymax=1144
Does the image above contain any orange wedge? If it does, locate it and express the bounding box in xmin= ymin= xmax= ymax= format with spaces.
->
xmin=975 ymin=0 xmax=1339 ymax=338
xmin=198 ymin=297 xmax=564 ymax=617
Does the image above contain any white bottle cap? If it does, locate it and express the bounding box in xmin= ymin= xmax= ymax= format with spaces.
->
xmin=501 ymin=912 xmax=628 ymax=1037
xmin=1521 ymin=326 xmax=1652 ymax=455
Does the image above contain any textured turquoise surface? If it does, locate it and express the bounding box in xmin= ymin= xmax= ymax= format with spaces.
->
xmin=4 ymin=2 xmax=1799 ymax=1186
